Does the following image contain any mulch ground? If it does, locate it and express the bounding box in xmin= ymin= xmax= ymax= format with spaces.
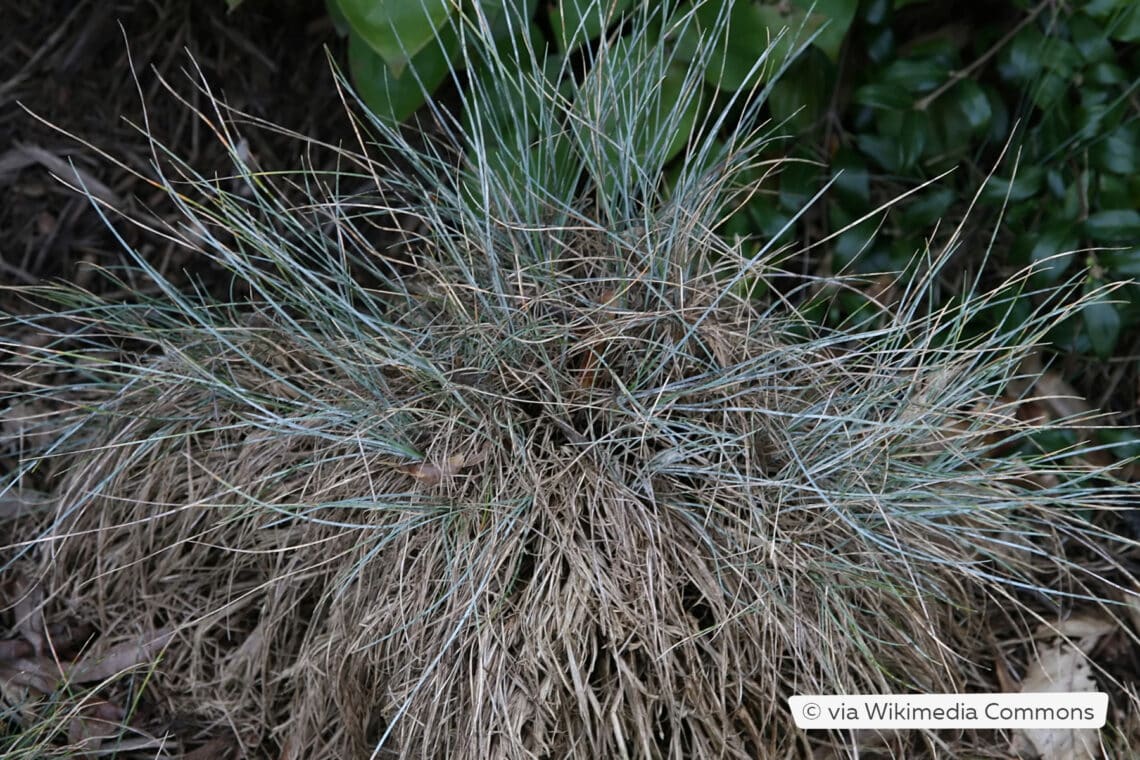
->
xmin=1 ymin=0 xmax=351 ymax=293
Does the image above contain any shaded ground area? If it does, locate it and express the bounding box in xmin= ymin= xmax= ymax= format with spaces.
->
xmin=1 ymin=0 xmax=350 ymax=293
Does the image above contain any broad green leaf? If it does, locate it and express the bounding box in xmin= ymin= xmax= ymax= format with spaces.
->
xmin=980 ymin=168 xmax=1044 ymax=204
xmin=326 ymin=0 xmax=349 ymax=34
xmin=747 ymin=200 xmax=795 ymax=248
xmin=1019 ymin=221 xmax=1079 ymax=285
xmin=829 ymin=150 xmax=870 ymax=210
xmin=1112 ymin=2 xmax=1140 ymax=41
xmin=348 ymin=24 xmax=454 ymax=126
xmin=336 ymin=0 xmax=452 ymax=75
xmin=832 ymin=213 xmax=880 ymax=269
xmin=948 ymin=79 xmax=992 ymax=134
xmin=779 ymin=158 xmax=820 ymax=211
xmin=1099 ymin=248 xmax=1140 ymax=276
xmin=1039 ymin=37 xmax=1082 ymax=77
xmin=900 ymin=186 xmax=954 ymax=228
xmin=1091 ymin=123 xmax=1140 ymax=175
xmin=549 ymin=0 xmax=635 ymax=53
xmin=1086 ymin=209 xmax=1140 ymax=243
xmin=768 ymin=46 xmax=833 ymax=131
xmin=866 ymin=26 xmax=895 ymax=62
xmin=853 ymin=82 xmax=912 ymax=110
xmin=1030 ymin=71 xmax=1068 ymax=110
xmin=998 ymin=26 xmax=1044 ymax=83
xmin=880 ymin=57 xmax=949 ymax=93
xmin=1087 ymin=61 xmax=1128 ymax=85
xmin=897 ymin=109 xmax=929 ymax=170
xmin=1046 ymin=168 xmax=1067 ymax=198
xmin=855 ymin=134 xmax=898 ymax=172
xmin=983 ymin=87 xmax=1010 ymax=143
xmin=1083 ymin=0 xmax=1126 ymax=18
xmin=685 ymin=1 xmax=795 ymax=92
xmin=1082 ymin=282 xmax=1121 ymax=358
xmin=862 ymin=0 xmax=890 ymax=25
xmin=1070 ymin=12 xmax=1114 ymax=61
xmin=789 ymin=0 xmax=857 ymax=61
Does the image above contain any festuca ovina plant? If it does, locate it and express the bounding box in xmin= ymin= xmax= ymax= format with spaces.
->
xmin=1 ymin=1 xmax=1136 ymax=757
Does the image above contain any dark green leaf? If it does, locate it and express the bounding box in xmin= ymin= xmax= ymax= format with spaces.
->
xmin=947 ymin=79 xmax=992 ymax=134
xmin=855 ymin=134 xmax=894 ymax=171
xmin=853 ymin=82 xmax=912 ymax=110
xmin=1083 ymin=0 xmax=1125 ymax=19
xmin=980 ymin=168 xmax=1044 ymax=204
xmin=747 ymin=200 xmax=795 ymax=247
xmin=1086 ymin=62 xmax=1128 ymax=85
xmin=326 ymin=0 xmax=349 ymax=34
xmin=998 ymin=26 xmax=1044 ymax=83
xmin=1091 ymin=123 xmax=1140 ymax=175
xmin=686 ymin=1 xmax=789 ymax=92
xmin=985 ymin=88 xmax=1011 ymax=144
xmin=1086 ymin=209 xmax=1140 ymax=242
xmin=1112 ymin=3 xmax=1140 ymax=41
xmin=1082 ymin=282 xmax=1122 ymax=358
xmin=1046 ymin=168 xmax=1067 ymax=198
xmin=832 ymin=214 xmax=881 ymax=269
xmin=779 ymin=158 xmax=820 ymax=211
xmin=768 ymin=47 xmax=833 ymax=131
xmin=1030 ymin=71 xmax=1068 ymax=110
xmin=1020 ymin=221 xmax=1079 ymax=285
xmin=897 ymin=109 xmax=929 ymax=170
xmin=830 ymin=150 xmax=870 ymax=210
xmin=336 ymin=0 xmax=452 ymax=74
xmin=348 ymin=26 xmax=454 ymax=125
xmin=866 ymin=26 xmax=895 ymax=62
xmin=1099 ymin=248 xmax=1140 ymax=276
xmin=880 ymin=57 xmax=948 ymax=93
xmin=549 ymin=0 xmax=634 ymax=53
xmin=863 ymin=0 xmax=890 ymax=26
xmin=900 ymin=186 xmax=955 ymax=228
xmin=1070 ymin=12 xmax=1115 ymax=61
xmin=1040 ymin=37 xmax=1082 ymax=77
xmin=789 ymin=0 xmax=858 ymax=61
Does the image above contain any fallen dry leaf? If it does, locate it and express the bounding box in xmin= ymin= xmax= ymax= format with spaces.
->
xmin=396 ymin=451 xmax=484 ymax=486
xmin=11 ymin=573 xmax=45 ymax=655
xmin=66 ymin=628 xmax=174 ymax=684
xmin=1041 ymin=612 xmax=1116 ymax=654
xmin=0 ymin=656 xmax=59 ymax=695
xmin=1016 ymin=642 xmax=1100 ymax=760
xmin=67 ymin=698 xmax=126 ymax=748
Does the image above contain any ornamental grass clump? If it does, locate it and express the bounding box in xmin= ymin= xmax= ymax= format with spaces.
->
xmin=1 ymin=1 xmax=1135 ymax=757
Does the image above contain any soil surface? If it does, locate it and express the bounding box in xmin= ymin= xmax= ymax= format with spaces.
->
xmin=1 ymin=0 xmax=351 ymax=294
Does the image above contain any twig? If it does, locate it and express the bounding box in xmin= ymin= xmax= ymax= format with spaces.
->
xmin=915 ymin=0 xmax=1050 ymax=112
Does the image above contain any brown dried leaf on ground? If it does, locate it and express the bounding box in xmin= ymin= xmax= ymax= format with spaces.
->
xmin=1015 ymin=642 xmax=1100 ymax=760
xmin=65 ymin=627 xmax=174 ymax=684
xmin=1041 ymin=612 xmax=1117 ymax=653
xmin=396 ymin=451 xmax=486 ymax=486
xmin=10 ymin=572 xmax=46 ymax=655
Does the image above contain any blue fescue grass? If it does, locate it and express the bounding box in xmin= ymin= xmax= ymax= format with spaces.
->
xmin=2 ymin=1 xmax=1138 ymax=757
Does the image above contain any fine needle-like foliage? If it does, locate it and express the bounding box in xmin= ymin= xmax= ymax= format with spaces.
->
xmin=1 ymin=1 xmax=1136 ymax=757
